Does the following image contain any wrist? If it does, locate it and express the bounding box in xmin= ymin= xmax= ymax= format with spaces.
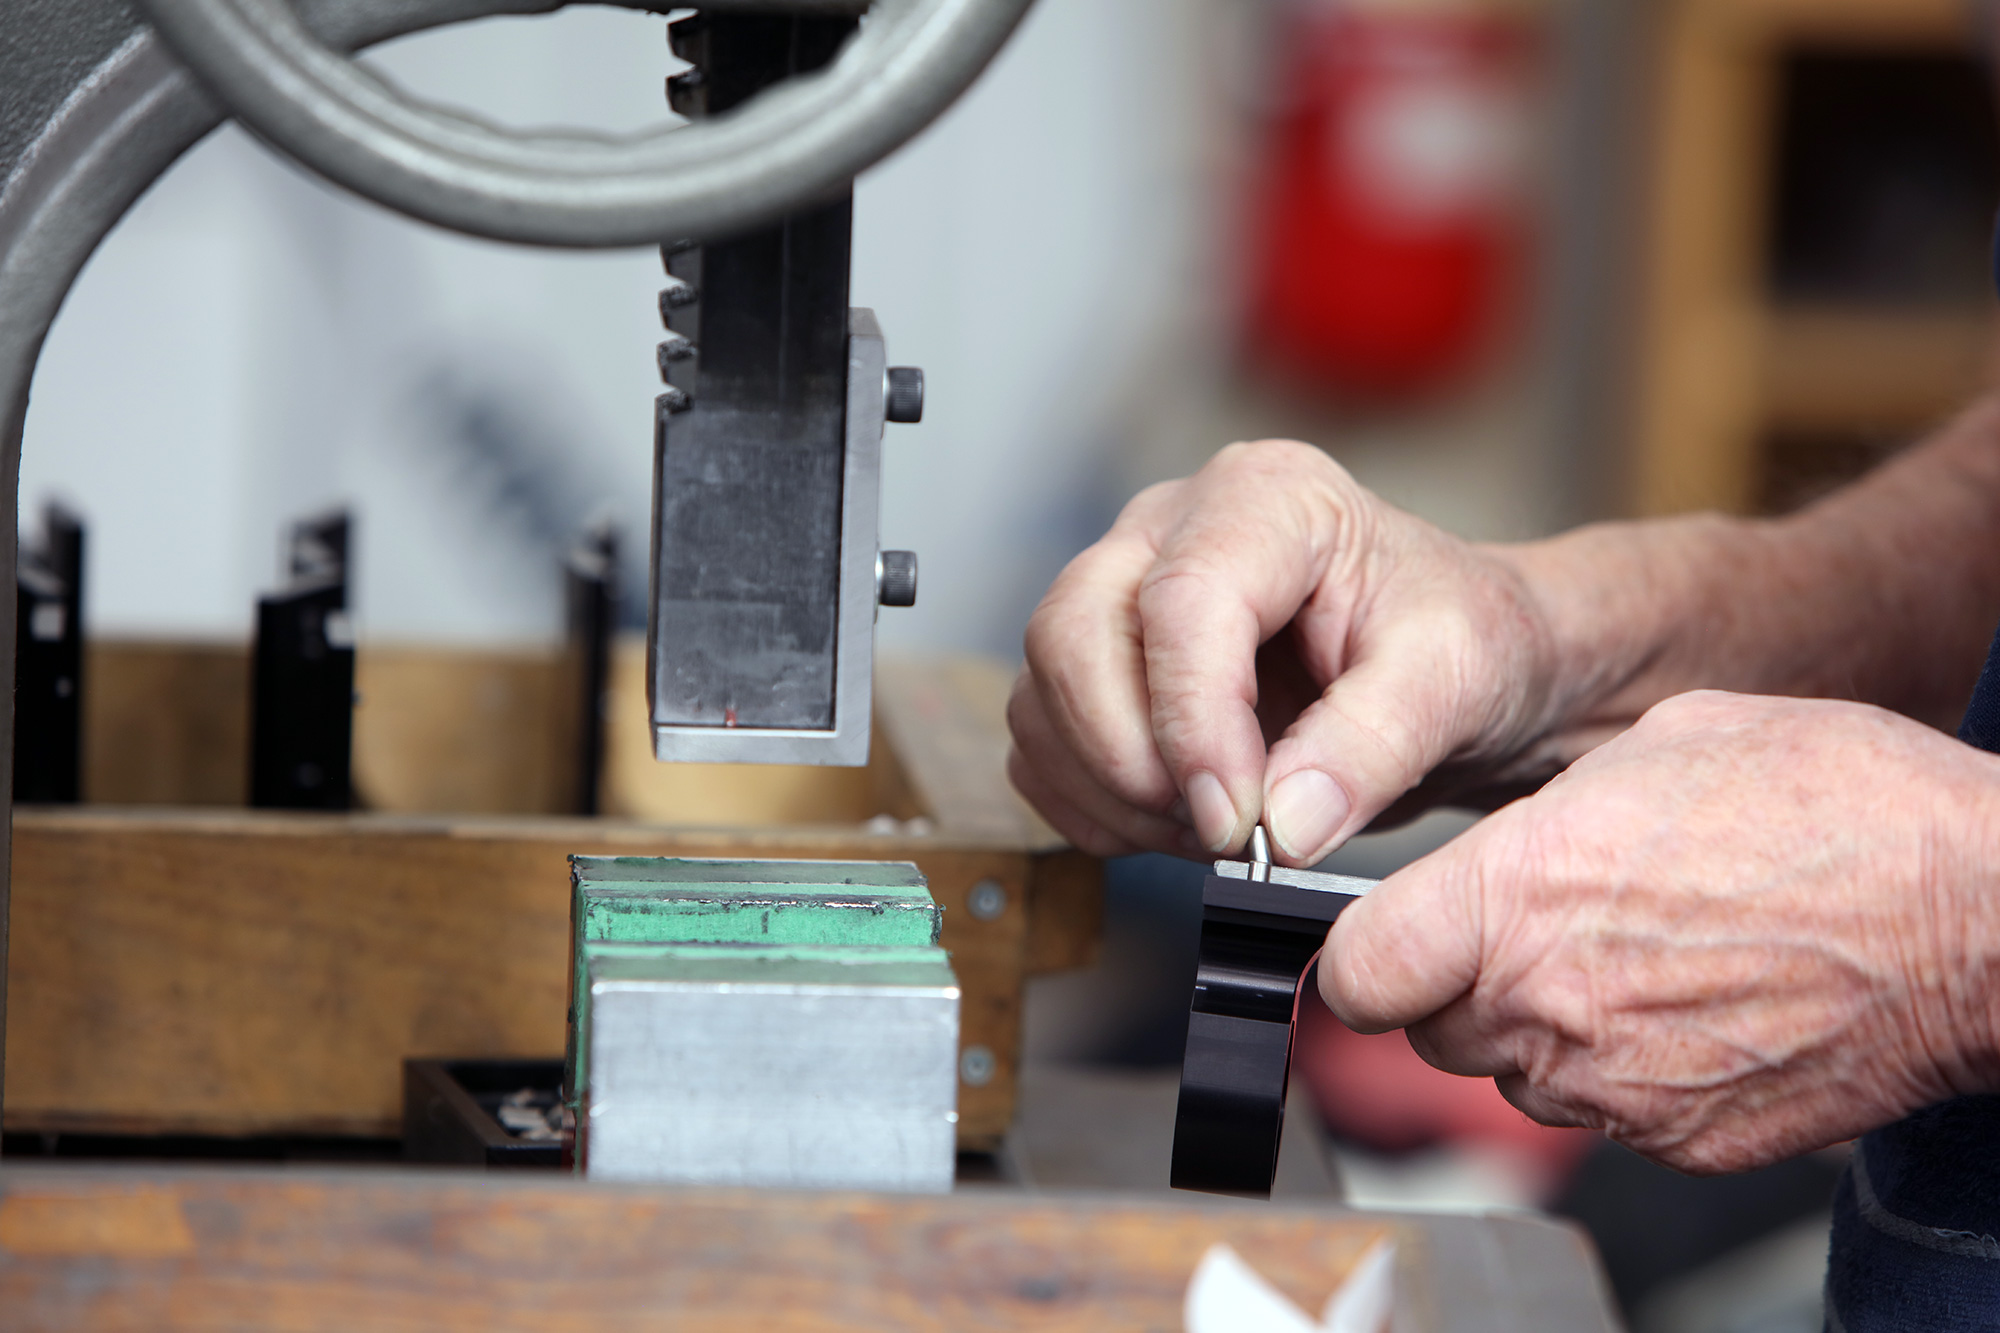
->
xmin=1481 ymin=512 xmax=1774 ymax=750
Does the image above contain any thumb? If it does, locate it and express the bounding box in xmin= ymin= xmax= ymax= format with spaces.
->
xmin=1320 ymin=851 xmax=1482 ymax=1034
xmin=1263 ymin=614 xmax=1484 ymax=864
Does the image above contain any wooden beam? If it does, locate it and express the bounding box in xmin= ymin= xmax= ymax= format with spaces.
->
xmin=1628 ymin=0 xmax=1779 ymax=515
xmin=81 ymin=638 xmax=928 ymax=825
xmin=1761 ymin=306 xmax=1996 ymax=438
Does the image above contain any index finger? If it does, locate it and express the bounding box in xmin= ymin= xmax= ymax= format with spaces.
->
xmin=1137 ymin=441 xmax=1360 ymax=851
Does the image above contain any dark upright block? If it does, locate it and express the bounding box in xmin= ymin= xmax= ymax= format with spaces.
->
xmin=249 ymin=510 xmax=353 ymax=810
xmin=14 ymin=503 xmax=83 ymax=803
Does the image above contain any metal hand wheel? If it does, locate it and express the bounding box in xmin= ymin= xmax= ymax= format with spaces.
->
xmin=132 ymin=0 xmax=1034 ymax=247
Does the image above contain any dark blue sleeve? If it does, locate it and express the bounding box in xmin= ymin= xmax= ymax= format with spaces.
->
xmin=1959 ymin=626 xmax=2000 ymax=754
xmin=1820 ymin=221 xmax=2000 ymax=1333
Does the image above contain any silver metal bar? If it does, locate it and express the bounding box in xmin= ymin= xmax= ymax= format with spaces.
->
xmin=1212 ymin=857 xmax=1379 ymax=900
xmin=582 ymin=946 xmax=960 ymax=1190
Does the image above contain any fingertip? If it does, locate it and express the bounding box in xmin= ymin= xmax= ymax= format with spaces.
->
xmin=1314 ymin=949 xmax=1349 ymax=1024
xmin=1265 ymin=767 xmax=1352 ymax=864
xmin=1185 ymin=769 xmax=1241 ymax=853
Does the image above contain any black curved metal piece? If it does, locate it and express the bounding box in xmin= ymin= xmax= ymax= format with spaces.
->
xmin=1171 ymin=859 xmax=1375 ymax=1197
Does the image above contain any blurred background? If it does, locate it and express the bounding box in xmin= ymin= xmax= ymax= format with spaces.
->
xmin=19 ymin=0 xmax=2000 ymax=1328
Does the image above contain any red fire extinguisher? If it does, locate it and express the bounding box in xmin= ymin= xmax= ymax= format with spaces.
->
xmin=1240 ymin=0 xmax=1541 ymax=400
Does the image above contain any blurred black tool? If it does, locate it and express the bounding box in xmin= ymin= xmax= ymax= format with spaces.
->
xmin=249 ymin=509 xmax=353 ymax=810
xmin=15 ymin=501 xmax=84 ymax=803
xmin=563 ymin=517 xmax=617 ymax=816
xmin=1171 ymin=826 xmax=1375 ymax=1196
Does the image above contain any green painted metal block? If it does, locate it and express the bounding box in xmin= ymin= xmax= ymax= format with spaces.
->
xmin=564 ymin=856 xmax=944 ymax=1120
xmin=571 ymin=856 xmax=940 ymax=949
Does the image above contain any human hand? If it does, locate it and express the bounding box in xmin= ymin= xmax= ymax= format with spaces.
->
xmin=1321 ymin=690 xmax=2000 ymax=1174
xmin=1007 ymin=439 xmax=1572 ymax=863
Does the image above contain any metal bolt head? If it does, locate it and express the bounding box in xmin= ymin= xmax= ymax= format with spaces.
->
xmin=876 ymin=550 xmax=918 ymax=608
xmin=960 ymin=1045 xmax=997 ymax=1087
xmin=967 ymin=878 xmax=1008 ymax=921
xmin=885 ymin=366 xmax=924 ymax=423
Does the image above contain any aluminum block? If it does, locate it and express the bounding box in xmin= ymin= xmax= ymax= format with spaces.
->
xmin=581 ymin=944 xmax=959 ymax=1192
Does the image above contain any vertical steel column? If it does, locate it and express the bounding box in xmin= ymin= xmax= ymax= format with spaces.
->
xmin=563 ymin=518 xmax=618 ymax=816
xmin=1 ymin=397 xmax=16 ymax=1148
xmin=649 ymin=13 xmax=868 ymax=759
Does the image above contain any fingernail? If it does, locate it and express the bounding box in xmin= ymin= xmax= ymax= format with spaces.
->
xmin=1185 ymin=771 xmax=1238 ymax=853
xmin=1267 ymin=769 xmax=1350 ymax=863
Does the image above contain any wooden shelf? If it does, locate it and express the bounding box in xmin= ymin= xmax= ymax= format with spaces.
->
xmin=1626 ymin=0 xmax=1985 ymax=514
xmin=7 ymin=655 xmax=1099 ymax=1151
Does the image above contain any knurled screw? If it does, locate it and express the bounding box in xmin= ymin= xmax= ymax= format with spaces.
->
xmin=885 ymin=367 xmax=924 ymax=423
xmin=877 ymin=550 xmax=917 ymax=608
xmin=960 ymin=1045 xmax=997 ymax=1087
xmin=967 ymin=879 xmax=1007 ymax=921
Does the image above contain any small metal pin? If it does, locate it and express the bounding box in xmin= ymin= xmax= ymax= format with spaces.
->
xmin=1249 ymin=824 xmax=1272 ymax=882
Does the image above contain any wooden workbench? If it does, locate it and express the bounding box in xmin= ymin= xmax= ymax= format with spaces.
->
xmin=0 ymin=1166 xmax=1619 ymax=1331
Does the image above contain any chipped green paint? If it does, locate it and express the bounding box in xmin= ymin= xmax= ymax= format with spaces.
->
xmin=571 ymin=856 xmax=939 ymax=948
xmin=573 ymin=857 xmax=930 ymax=892
xmin=564 ymin=857 xmax=946 ymax=1125
xmin=586 ymin=942 xmax=959 ymax=995
xmin=580 ymin=893 xmax=940 ymax=947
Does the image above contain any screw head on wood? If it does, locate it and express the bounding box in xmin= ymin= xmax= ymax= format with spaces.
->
xmin=960 ymin=1045 xmax=996 ymax=1087
xmin=967 ymin=879 xmax=1007 ymax=921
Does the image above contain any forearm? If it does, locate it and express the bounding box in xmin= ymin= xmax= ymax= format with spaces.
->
xmin=1501 ymin=396 xmax=2000 ymax=756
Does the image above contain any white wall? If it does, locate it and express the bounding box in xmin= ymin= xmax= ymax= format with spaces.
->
xmin=20 ymin=0 xmax=1211 ymax=657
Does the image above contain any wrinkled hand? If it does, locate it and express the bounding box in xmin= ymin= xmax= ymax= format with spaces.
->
xmin=1323 ymin=690 xmax=2000 ymax=1174
xmin=1007 ymin=440 xmax=1568 ymax=863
